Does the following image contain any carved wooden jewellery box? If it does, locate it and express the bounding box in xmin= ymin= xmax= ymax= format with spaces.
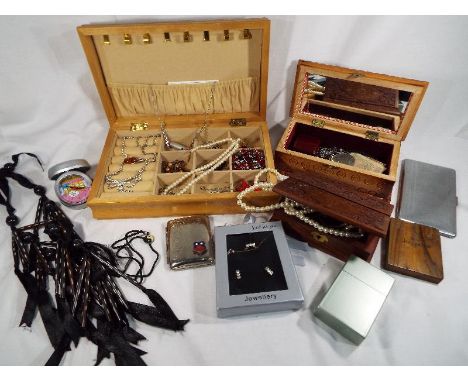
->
xmin=273 ymin=60 xmax=428 ymax=261
xmin=77 ymin=18 xmax=277 ymax=219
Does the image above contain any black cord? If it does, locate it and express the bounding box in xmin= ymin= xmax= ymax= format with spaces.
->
xmin=111 ymin=230 xmax=160 ymax=285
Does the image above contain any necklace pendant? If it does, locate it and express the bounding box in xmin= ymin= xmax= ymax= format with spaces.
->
xmin=168 ymin=142 xmax=188 ymax=151
xmin=245 ymin=242 xmax=257 ymax=250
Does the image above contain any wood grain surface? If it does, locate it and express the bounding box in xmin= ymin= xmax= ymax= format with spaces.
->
xmin=273 ymin=177 xmax=391 ymax=237
xmin=271 ymin=210 xmax=379 ymax=262
xmin=323 ymin=77 xmax=400 ymax=115
xmin=275 ymin=150 xmax=395 ymax=199
xmin=384 ymin=218 xmax=443 ymax=283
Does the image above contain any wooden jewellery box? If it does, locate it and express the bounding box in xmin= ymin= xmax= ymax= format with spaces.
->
xmin=77 ymin=18 xmax=278 ymax=219
xmin=273 ymin=60 xmax=428 ymax=261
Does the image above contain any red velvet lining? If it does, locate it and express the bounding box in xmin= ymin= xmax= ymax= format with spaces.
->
xmin=285 ymin=122 xmax=394 ymax=175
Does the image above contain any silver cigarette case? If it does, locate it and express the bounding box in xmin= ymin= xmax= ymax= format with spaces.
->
xmin=314 ymin=256 xmax=394 ymax=344
xmin=397 ymin=159 xmax=457 ymax=238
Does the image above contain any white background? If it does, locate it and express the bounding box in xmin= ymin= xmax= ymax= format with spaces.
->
xmin=0 ymin=15 xmax=467 ymax=365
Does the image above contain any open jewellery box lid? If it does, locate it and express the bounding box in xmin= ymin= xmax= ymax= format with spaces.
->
xmin=289 ymin=60 xmax=428 ymax=142
xmin=77 ymin=18 xmax=270 ymax=130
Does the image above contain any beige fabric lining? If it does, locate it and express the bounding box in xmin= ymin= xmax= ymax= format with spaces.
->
xmin=109 ymin=77 xmax=259 ymax=116
xmin=93 ymin=29 xmax=263 ymax=84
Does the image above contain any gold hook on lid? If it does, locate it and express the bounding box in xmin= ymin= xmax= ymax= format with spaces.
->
xmin=123 ymin=33 xmax=132 ymax=45
xmin=183 ymin=31 xmax=192 ymax=42
xmin=103 ymin=35 xmax=110 ymax=45
xmin=242 ymin=29 xmax=252 ymax=39
xmin=203 ymin=30 xmax=210 ymax=41
xmin=164 ymin=32 xmax=171 ymax=42
xmin=223 ymin=30 xmax=230 ymax=41
xmin=142 ymin=33 xmax=152 ymax=44
xmin=130 ymin=122 xmax=149 ymax=131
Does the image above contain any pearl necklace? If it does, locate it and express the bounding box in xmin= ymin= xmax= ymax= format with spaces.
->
xmin=162 ymin=138 xmax=241 ymax=196
xmin=236 ymin=168 xmax=364 ymax=239
xmin=281 ymin=198 xmax=364 ymax=238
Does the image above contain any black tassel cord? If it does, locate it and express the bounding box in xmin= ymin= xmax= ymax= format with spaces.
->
xmin=0 ymin=153 xmax=189 ymax=366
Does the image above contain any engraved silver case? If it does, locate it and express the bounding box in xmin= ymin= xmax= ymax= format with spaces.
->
xmin=397 ymin=159 xmax=457 ymax=238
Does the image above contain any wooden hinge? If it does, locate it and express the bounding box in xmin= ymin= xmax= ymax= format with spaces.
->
xmin=365 ymin=130 xmax=379 ymax=141
xmin=130 ymin=122 xmax=149 ymax=131
xmin=229 ymin=118 xmax=247 ymax=126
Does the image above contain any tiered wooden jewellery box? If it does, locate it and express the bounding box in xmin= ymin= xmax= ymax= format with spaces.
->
xmin=77 ymin=19 xmax=278 ymax=218
xmin=273 ymin=60 xmax=428 ymax=261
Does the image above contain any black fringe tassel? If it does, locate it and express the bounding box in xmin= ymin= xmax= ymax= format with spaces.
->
xmin=0 ymin=153 xmax=189 ymax=366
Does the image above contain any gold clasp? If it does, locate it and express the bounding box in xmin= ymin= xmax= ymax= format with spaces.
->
xmin=103 ymin=35 xmax=110 ymax=45
xmin=311 ymin=119 xmax=325 ymax=128
xmin=130 ymin=122 xmax=149 ymax=131
xmin=311 ymin=232 xmax=328 ymax=243
xmin=230 ymin=118 xmax=247 ymax=126
xmin=365 ymin=131 xmax=379 ymax=141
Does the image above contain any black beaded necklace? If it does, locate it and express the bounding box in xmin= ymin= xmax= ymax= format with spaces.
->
xmin=111 ymin=229 xmax=160 ymax=285
xmin=0 ymin=153 xmax=188 ymax=366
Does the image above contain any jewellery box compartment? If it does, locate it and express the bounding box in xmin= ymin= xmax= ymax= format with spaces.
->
xmin=274 ymin=60 xmax=428 ymax=259
xmin=98 ymin=124 xmax=268 ymax=198
xmin=305 ymin=101 xmax=398 ymax=131
xmin=270 ymin=175 xmax=387 ymax=262
xmin=271 ymin=209 xmax=379 ymax=262
xmin=77 ymin=18 xmax=280 ymax=219
xmin=300 ymin=72 xmax=413 ymax=131
xmin=285 ymin=122 xmax=395 ymax=176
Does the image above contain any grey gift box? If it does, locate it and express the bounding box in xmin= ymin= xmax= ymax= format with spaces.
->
xmin=215 ymin=221 xmax=304 ymax=318
xmin=314 ymin=256 xmax=394 ymax=344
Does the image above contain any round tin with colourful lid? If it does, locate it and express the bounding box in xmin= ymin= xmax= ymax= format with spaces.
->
xmin=48 ymin=160 xmax=92 ymax=209
xmin=48 ymin=159 xmax=91 ymax=180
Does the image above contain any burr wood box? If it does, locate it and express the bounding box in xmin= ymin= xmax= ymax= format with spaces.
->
xmin=77 ymin=18 xmax=278 ymax=219
xmin=384 ymin=218 xmax=443 ymax=284
xmin=272 ymin=60 xmax=428 ymax=259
